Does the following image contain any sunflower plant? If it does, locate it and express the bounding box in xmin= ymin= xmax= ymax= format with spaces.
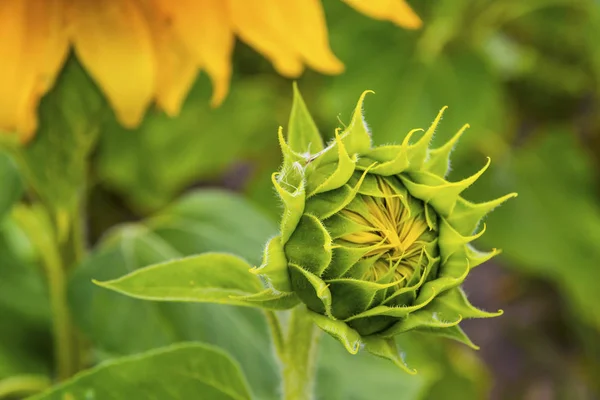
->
xmin=92 ymin=86 xmax=515 ymax=399
xmin=0 ymin=2 xmax=518 ymax=398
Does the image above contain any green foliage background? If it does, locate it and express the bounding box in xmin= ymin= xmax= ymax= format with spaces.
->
xmin=1 ymin=0 xmax=600 ymax=398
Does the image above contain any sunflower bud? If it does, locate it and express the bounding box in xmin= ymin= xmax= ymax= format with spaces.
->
xmin=251 ymin=85 xmax=516 ymax=372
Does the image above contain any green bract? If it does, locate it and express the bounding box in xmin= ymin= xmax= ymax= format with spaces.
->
xmin=250 ymin=86 xmax=516 ymax=373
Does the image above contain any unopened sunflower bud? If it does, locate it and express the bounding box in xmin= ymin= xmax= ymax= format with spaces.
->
xmin=250 ymin=85 xmax=516 ymax=372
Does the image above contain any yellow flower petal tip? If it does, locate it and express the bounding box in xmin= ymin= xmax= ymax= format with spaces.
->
xmin=343 ymin=0 xmax=423 ymax=30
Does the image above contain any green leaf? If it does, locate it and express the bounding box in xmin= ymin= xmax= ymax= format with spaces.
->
xmin=96 ymin=77 xmax=281 ymax=211
xmin=69 ymin=190 xmax=281 ymax=399
xmin=95 ymin=253 xmax=300 ymax=309
xmin=11 ymin=57 xmax=106 ymax=224
xmin=29 ymin=343 xmax=252 ymax=400
xmin=0 ymin=218 xmax=51 ymax=381
xmin=0 ymin=152 xmax=22 ymax=221
xmin=147 ymin=189 xmax=276 ymax=265
xmin=316 ymin=334 xmax=431 ymax=400
xmin=287 ymin=83 xmax=324 ymax=154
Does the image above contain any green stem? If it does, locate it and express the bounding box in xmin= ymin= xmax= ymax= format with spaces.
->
xmin=45 ymin=242 xmax=76 ymax=382
xmin=281 ymin=307 xmax=321 ymax=400
xmin=0 ymin=375 xmax=51 ymax=399
xmin=265 ymin=311 xmax=285 ymax=359
xmin=55 ymin=205 xmax=87 ymax=378
xmin=13 ymin=204 xmax=84 ymax=381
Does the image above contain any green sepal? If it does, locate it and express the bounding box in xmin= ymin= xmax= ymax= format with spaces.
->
xmin=272 ymin=167 xmax=306 ymax=244
xmin=308 ymin=310 xmax=362 ymax=354
xmin=446 ymin=192 xmax=518 ymax=236
xmin=322 ymin=213 xmax=373 ymax=240
xmin=415 ymin=256 xmax=470 ymax=303
xmin=424 ymin=123 xmax=469 ymax=178
xmin=438 ymin=217 xmax=486 ymax=263
xmin=362 ymin=336 xmax=416 ymax=374
xmin=231 ymin=288 xmax=301 ymax=310
xmin=289 ymin=263 xmax=333 ymax=318
xmin=430 ymin=286 xmax=503 ymax=319
xmin=424 ymin=203 xmax=438 ymax=231
xmin=324 ymin=243 xmax=380 ymax=279
xmin=287 ymin=82 xmax=324 ymax=155
xmin=356 ymin=129 xmax=417 ymax=176
xmin=285 ymin=214 xmax=332 ymax=276
xmin=305 ymin=184 xmax=354 ymax=220
xmin=407 ymin=107 xmax=448 ymax=171
xmin=344 ymin=292 xmax=436 ymax=321
xmin=306 ymin=131 xmax=356 ymax=196
xmin=342 ymin=254 xmax=380 ymax=280
xmin=328 ymin=278 xmax=400 ymax=320
xmin=361 ymin=145 xmax=408 ymax=176
xmin=401 ymin=158 xmax=491 ymax=217
xmin=381 ymin=308 xmax=462 ymax=337
xmin=466 ymin=245 xmax=500 ymax=269
xmin=278 ymin=127 xmax=307 ymax=171
xmin=416 ymin=324 xmax=479 ymax=350
xmin=339 ymin=90 xmax=373 ymax=156
xmin=382 ymin=251 xmax=438 ymax=306
xmin=251 ymin=235 xmax=292 ymax=292
xmin=305 ymin=168 xmax=370 ymax=220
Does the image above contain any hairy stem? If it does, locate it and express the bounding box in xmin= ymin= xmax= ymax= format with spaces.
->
xmin=48 ymin=207 xmax=85 ymax=380
xmin=17 ymin=203 xmax=87 ymax=380
xmin=281 ymin=307 xmax=321 ymax=400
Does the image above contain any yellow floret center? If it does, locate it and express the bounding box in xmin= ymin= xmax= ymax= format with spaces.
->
xmin=339 ymin=177 xmax=432 ymax=287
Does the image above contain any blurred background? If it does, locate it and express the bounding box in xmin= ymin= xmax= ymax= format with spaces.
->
xmin=1 ymin=0 xmax=600 ymax=399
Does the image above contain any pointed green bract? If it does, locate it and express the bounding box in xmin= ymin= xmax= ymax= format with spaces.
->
xmin=339 ymin=90 xmax=373 ymax=155
xmin=251 ymin=235 xmax=292 ymax=292
xmin=255 ymin=86 xmax=515 ymax=373
xmin=288 ymin=82 xmax=325 ymax=155
xmin=424 ymin=123 xmax=469 ymax=178
xmin=363 ymin=336 xmax=416 ymax=375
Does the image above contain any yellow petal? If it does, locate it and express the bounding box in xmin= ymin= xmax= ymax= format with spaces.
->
xmin=160 ymin=0 xmax=233 ymax=107
xmin=274 ymin=0 xmax=344 ymax=75
xmin=227 ymin=0 xmax=304 ymax=77
xmin=343 ymin=0 xmax=422 ymax=29
xmin=70 ymin=0 xmax=155 ymax=127
xmin=0 ymin=0 xmax=69 ymax=142
xmin=139 ymin=1 xmax=198 ymax=115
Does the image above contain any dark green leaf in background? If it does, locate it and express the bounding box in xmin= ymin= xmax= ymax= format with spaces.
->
xmin=29 ymin=343 xmax=253 ymax=400
xmin=0 ymin=152 xmax=22 ymax=222
xmin=0 ymin=219 xmax=51 ymax=381
xmin=13 ymin=57 xmax=107 ymax=219
xmin=96 ymin=78 xmax=283 ymax=211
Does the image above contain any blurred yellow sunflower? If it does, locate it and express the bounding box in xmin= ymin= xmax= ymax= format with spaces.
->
xmin=0 ymin=0 xmax=421 ymax=142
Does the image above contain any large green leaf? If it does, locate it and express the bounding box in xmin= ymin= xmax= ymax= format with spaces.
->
xmin=146 ymin=190 xmax=277 ymax=265
xmin=69 ymin=189 xmax=281 ymax=399
xmin=11 ymin=57 xmax=106 ymax=222
xmin=316 ymin=331 xmax=491 ymax=400
xmin=316 ymin=335 xmax=430 ymax=400
xmin=96 ymin=77 xmax=282 ymax=211
xmin=29 ymin=343 xmax=252 ymax=400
